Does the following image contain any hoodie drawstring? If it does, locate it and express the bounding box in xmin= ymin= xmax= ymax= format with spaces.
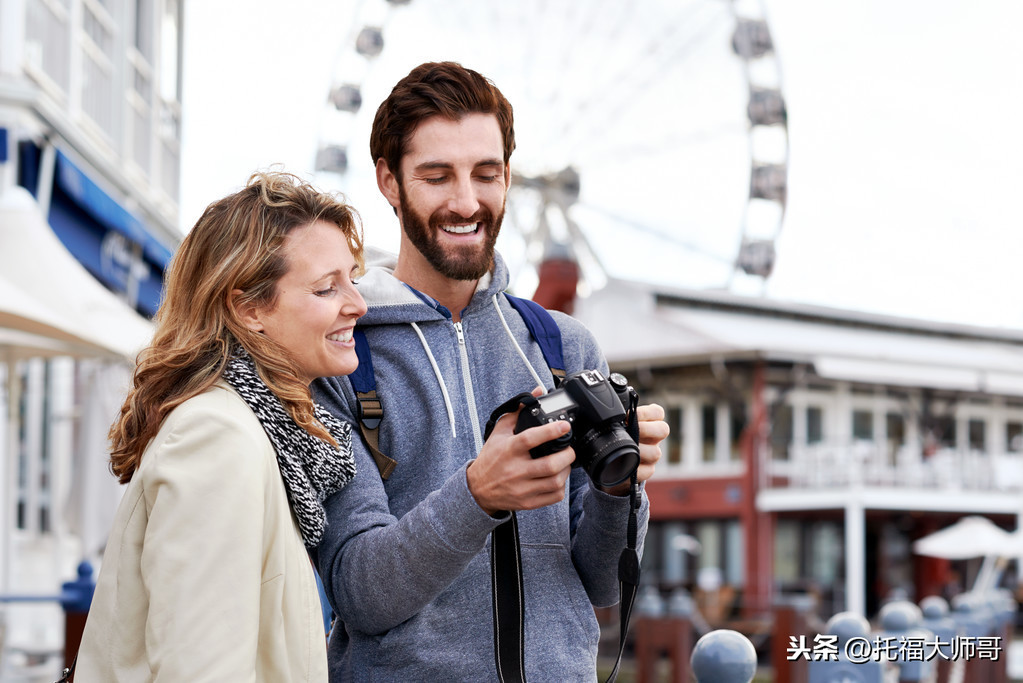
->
xmin=410 ymin=322 xmax=458 ymax=439
xmin=406 ymin=297 xmax=549 ymax=443
xmin=491 ymin=294 xmax=548 ymax=396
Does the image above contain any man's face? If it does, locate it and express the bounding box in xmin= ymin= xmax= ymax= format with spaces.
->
xmin=393 ymin=114 xmax=509 ymax=281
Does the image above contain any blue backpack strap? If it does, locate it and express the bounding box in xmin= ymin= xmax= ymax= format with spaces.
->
xmin=349 ymin=329 xmax=396 ymax=479
xmin=504 ymin=294 xmax=566 ymax=387
xmin=350 ymin=299 xmax=565 ymax=479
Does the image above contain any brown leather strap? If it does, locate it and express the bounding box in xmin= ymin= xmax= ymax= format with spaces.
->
xmin=356 ymin=390 xmax=397 ymax=480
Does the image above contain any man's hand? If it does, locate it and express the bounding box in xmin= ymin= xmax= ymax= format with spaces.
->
xmin=601 ymin=403 xmax=668 ymax=496
xmin=466 ymin=400 xmax=575 ymax=516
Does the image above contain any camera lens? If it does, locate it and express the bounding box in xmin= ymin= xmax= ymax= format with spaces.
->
xmin=581 ymin=428 xmax=640 ymax=488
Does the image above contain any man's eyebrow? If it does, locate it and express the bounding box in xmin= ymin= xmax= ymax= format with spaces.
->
xmin=414 ymin=161 xmax=454 ymax=172
xmin=413 ymin=159 xmax=504 ymax=172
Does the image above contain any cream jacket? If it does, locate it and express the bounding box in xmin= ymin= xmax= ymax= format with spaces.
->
xmin=76 ymin=384 xmax=328 ymax=682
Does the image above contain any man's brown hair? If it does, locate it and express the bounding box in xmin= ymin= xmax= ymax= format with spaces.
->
xmin=369 ymin=61 xmax=515 ymax=182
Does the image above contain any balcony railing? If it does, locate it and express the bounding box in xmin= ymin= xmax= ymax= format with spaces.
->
xmin=766 ymin=442 xmax=1023 ymax=493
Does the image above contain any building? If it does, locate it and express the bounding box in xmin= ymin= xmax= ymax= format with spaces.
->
xmin=0 ymin=0 xmax=182 ymax=673
xmin=572 ymin=277 xmax=1023 ymax=624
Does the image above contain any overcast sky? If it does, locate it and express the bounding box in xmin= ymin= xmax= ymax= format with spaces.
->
xmin=181 ymin=0 xmax=1023 ymax=330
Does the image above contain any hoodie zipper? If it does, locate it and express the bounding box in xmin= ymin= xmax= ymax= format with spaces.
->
xmin=454 ymin=321 xmax=485 ymax=453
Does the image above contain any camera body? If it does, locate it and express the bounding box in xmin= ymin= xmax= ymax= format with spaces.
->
xmin=514 ymin=370 xmax=640 ymax=488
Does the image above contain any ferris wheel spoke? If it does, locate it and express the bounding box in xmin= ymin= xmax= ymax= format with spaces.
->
xmin=559 ymin=6 xmax=734 ymax=157
xmin=552 ymin=1 xmax=716 ymax=121
xmin=577 ymin=201 xmax=736 ymax=266
xmin=572 ymin=121 xmax=748 ymax=170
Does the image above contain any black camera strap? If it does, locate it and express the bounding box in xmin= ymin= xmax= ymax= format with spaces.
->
xmin=489 ymin=474 xmax=642 ymax=683
xmin=605 ymin=474 xmax=642 ymax=682
xmin=492 ymin=513 xmax=526 ymax=683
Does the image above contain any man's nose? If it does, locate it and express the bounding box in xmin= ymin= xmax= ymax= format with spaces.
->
xmin=446 ymin=176 xmax=481 ymax=218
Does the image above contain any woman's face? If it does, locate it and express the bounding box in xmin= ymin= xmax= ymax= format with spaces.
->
xmin=247 ymin=220 xmax=366 ymax=385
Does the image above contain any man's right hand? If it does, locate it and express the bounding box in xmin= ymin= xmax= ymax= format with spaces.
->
xmin=466 ymin=402 xmax=575 ymax=516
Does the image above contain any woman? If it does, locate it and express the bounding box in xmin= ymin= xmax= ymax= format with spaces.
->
xmin=75 ymin=171 xmax=366 ymax=681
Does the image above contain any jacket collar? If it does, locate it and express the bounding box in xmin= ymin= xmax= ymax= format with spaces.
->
xmin=356 ymin=246 xmax=511 ymax=326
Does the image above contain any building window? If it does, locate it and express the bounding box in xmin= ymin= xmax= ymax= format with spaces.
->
xmin=134 ymin=0 xmax=154 ymax=60
xmin=807 ymin=406 xmax=823 ymax=444
xmin=729 ymin=403 xmax=747 ymax=461
xmin=645 ymin=520 xmax=743 ymax=593
xmin=810 ymin=522 xmax=842 ymax=585
xmin=701 ymin=404 xmax=716 ymax=463
xmin=724 ymin=520 xmax=745 ymax=587
xmin=14 ymin=359 xmax=55 ymax=534
xmin=886 ymin=412 xmax=905 ymax=463
xmin=1008 ymin=421 xmax=1023 ymax=453
xmin=968 ymin=419 xmax=986 ymax=452
xmin=852 ymin=409 xmax=873 ymax=441
xmin=665 ymin=405 xmax=682 ymax=465
xmin=160 ymin=0 xmax=182 ymax=103
xmin=158 ymin=0 xmax=183 ymax=199
xmin=774 ymin=519 xmax=800 ymax=583
xmin=932 ymin=415 xmax=956 ymax=450
xmin=81 ymin=0 xmax=118 ymax=141
xmin=663 ymin=522 xmax=694 ymax=586
xmin=129 ymin=0 xmax=156 ymax=175
xmin=772 ymin=403 xmax=793 ymax=460
xmin=26 ymin=0 xmax=73 ymax=93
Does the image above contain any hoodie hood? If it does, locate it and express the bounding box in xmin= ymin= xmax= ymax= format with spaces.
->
xmin=356 ymin=245 xmax=507 ymax=326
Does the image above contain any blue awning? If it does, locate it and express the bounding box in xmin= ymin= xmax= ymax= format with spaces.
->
xmin=15 ymin=139 xmax=171 ymax=317
xmin=53 ymin=151 xmax=173 ymax=269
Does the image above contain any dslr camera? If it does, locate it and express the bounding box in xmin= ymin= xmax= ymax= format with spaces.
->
xmin=512 ymin=370 xmax=640 ymax=488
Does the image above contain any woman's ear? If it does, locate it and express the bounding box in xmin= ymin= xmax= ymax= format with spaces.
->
xmin=229 ymin=289 xmax=264 ymax=332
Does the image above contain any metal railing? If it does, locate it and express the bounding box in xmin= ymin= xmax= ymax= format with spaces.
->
xmin=767 ymin=443 xmax=1023 ymax=493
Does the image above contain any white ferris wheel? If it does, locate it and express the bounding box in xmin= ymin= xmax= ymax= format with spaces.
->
xmin=314 ymin=0 xmax=788 ymax=299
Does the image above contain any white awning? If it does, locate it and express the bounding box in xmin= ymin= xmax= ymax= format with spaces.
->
xmin=813 ymin=356 xmax=1023 ymax=397
xmin=0 ymin=186 xmax=153 ymax=360
xmin=813 ymin=356 xmax=983 ymax=393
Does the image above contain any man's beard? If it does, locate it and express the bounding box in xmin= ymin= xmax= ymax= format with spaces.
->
xmin=398 ymin=184 xmax=504 ymax=281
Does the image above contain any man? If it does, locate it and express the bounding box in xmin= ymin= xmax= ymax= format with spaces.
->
xmin=313 ymin=61 xmax=668 ymax=682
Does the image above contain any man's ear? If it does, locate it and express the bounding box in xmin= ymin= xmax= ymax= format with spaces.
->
xmin=376 ymin=158 xmax=401 ymax=211
xmin=229 ymin=289 xmax=264 ymax=332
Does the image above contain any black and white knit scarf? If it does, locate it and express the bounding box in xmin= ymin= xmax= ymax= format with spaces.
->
xmin=222 ymin=349 xmax=356 ymax=548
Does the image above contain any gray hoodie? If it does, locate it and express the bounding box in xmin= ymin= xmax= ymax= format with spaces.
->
xmin=312 ymin=249 xmax=649 ymax=682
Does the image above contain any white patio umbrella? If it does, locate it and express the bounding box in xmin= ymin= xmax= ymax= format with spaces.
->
xmin=913 ymin=516 xmax=1013 ymax=594
xmin=913 ymin=516 xmax=1013 ymax=560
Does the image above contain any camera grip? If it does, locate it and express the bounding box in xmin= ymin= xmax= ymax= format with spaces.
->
xmin=514 ymin=409 xmax=574 ymax=459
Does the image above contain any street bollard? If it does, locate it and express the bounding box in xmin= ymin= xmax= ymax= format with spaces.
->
xmin=637 ymin=585 xmax=666 ymax=618
xmin=807 ymin=612 xmax=883 ymax=683
xmin=771 ymin=593 xmax=814 ymax=683
xmin=635 ymin=587 xmax=693 ymax=683
xmin=60 ymin=560 xmax=96 ymax=675
xmin=0 ymin=559 xmax=96 ymax=677
xmin=950 ymin=592 xmax=995 ymax=683
xmin=988 ymin=589 xmax=1016 ymax=683
xmin=691 ymin=629 xmax=758 ymax=683
xmin=919 ymin=595 xmax=958 ymax=683
xmin=877 ymin=600 xmax=934 ymax=683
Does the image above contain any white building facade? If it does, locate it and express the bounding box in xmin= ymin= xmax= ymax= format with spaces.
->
xmin=574 ymin=279 xmax=1023 ymax=625
xmin=0 ymin=0 xmax=182 ymax=675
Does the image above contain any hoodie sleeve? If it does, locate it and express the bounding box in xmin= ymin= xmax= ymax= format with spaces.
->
xmin=553 ymin=312 xmax=651 ymax=607
xmin=311 ymin=376 xmax=507 ymax=634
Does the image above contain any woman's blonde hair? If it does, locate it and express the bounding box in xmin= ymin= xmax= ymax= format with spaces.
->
xmin=109 ymin=171 xmax=364 ymax=483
